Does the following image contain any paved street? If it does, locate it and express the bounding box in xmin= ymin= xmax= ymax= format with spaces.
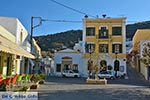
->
xmin=31 ymin=65 xmax=150 ymax=100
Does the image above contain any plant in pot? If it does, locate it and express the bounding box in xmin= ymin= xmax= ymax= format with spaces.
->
xmin=22 ymin=85 xmax=30 ymax=92
xmin=107 ymin=65 xmax=113 ymax=71
xmin=30 ymin=74 xmax=41 ymax=89
xmin=0 ymin=83 xmax=6 ymax=91
xmin=39 ymin=73 xmax=46 ymax=84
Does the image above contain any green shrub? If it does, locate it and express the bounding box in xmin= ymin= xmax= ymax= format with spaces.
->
xmin=31 ymin=74 xmax=41 ymax=83
xmin=40 ymin=73 xmax=46 ymax=80
xmin=0 ymin=83 xmax=6 ymax=91
xmin=22 ymin=85 xmax=30 ymax=91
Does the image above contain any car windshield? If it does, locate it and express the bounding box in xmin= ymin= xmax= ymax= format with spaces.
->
xmin=100 ymin=71 xmax=111 ymax=74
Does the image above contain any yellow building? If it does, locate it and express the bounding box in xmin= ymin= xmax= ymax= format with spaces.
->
xmin=133 ymin=29 xmax=150 ymax=52
xmin=132 ymin=29 xmax=150 ymax=80
xmin=82 ymin=16 xmax=127 ymax=76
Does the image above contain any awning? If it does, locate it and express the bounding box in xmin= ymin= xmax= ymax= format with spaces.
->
xmin=0 ymin=35 xmax=35 ymax=59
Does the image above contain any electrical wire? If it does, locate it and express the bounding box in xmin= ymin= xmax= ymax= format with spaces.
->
xmin=41 ymin=18 xmax=138 ymax=24
xmin=42 ymin=19 xmax=82 ymax=23
xmin=49 ymin=0 xmax=96 ymax=18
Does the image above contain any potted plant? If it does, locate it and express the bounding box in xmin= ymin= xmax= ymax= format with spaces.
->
xmin=22 ymin=85 xmax=30 ymax=92
xmin=30 ymin=74 xmax=41 ymax=89
xmin=107 ymin=65 xmax=113 ymax=71
xmin=39 ymin=73 xmax=46 ymax=84
xmin=0 ymin=83 xmax=6 ymax=91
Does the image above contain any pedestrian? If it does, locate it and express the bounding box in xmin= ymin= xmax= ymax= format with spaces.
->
xmin=32 ymin=65 xmax=36 ymax=74
xmin=45 ymin=65 xmax=51 ymax=78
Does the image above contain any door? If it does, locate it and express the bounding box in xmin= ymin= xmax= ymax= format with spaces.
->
xmin=6 ymin=57 xmax=11 ymax=75
xmin=114 ymin=60 xmax=120 ymax=71
xmin=0 ymin=56 xmax=3 ymax=74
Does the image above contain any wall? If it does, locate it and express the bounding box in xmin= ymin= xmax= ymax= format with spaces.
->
xmin=54 ymin=52 xmax=84 ymax=76
xmin=0 ymin=26 xmax=16 ymax=43
xmin=140 ymin=63 xmax=148 ymax=80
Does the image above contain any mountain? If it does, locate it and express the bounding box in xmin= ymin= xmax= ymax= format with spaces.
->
xmin=34 ymin=30 xmax=82 ymax=51
xmin=34 ymin=21 xmax=150 ymax=51
xmin=126 ymin=21 xmax=150 ymax=38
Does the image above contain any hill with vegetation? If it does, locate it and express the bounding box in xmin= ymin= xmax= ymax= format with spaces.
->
xmin=126 ymin=21 xmax=150 ymax=38
xmin=34 ymin=30 xmax=82 ymax=51
xmin=34 ymin=21 xmax=150 ymax=51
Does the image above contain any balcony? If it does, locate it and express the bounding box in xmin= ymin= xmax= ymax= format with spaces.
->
xmin=96 ymin=34 xmax=112 ymax=41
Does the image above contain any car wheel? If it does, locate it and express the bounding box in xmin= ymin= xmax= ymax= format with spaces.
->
xmin=63 ymin=75 xmax=66 ymax=77
xmin=74 ymin=75 xmax=78 ymax=78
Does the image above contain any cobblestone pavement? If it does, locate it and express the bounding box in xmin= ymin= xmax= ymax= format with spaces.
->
xmin=31 ymin=64 xmax=150 ymax=100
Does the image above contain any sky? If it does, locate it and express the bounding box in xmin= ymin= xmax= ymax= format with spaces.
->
xmin=0 ymin=0 xmax=150 ymax=36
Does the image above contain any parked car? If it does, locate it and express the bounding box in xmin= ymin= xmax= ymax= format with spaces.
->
xmin=62 ymin=70 xmax=80 ymax=78
xmin=98 ymin=71 xmax=115 ymax=79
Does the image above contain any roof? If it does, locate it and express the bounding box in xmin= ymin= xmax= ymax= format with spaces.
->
xmin=0 ymin=35 xmax=35 ymax=59
xmin=57 ymin=48 xmax=80 ymax=53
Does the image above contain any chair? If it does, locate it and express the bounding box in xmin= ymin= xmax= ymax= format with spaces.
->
xmin=0 ymin=78 xmax=3 ymax=83
xmin=11 ymin=74 xmax=19 ymax=89
xmin=22 ymin=74 xmax=30 ymax=83
xmin=17 ymin=75 xmax=23 ymax=86
xmin=5 ymin=77 xmax=12 ymax=91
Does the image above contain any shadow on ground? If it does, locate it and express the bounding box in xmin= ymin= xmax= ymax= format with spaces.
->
xmin=38 ymin=88 xmax=150 ymax=100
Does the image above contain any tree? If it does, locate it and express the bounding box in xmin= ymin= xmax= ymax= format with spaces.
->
xmin=141 ymin=42 xmax=150 ymax=66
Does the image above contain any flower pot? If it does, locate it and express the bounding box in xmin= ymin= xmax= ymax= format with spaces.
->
xmin=30 ymin=84 xmax=39 ymax=89
xmin=39 ymin=80 xmax=45 ymax=84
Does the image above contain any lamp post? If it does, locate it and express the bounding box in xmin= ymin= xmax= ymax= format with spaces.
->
xmin=115 ymin=52 xmax=118 ymax=60
xmin=115 ymin=52 xmax=118 ymax=78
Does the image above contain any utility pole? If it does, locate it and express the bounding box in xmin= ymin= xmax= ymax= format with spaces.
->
xmin=30 ymin=16 xmax=42 ymax=53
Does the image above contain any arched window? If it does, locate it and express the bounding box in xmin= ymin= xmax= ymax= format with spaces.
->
xmin=100 ymin=60 xmax=107 ymax=71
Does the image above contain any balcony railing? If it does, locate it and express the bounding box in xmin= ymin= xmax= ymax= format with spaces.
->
xmin=96 ymin=35 xmax=112 ymax=41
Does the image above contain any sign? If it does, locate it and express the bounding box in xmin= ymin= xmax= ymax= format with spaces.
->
xmin=0 ymin=92 xmax=38 ymax=100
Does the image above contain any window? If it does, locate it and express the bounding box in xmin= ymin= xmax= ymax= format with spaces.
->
xmin=112 ymin=27 xmax=122 ymax=35
xmin=99 ymin=44 xmax=108 ymax=53
xmin=86 ymin=27 xmax=95 ymax=36
xmin=85 ymin=44 xmax=95 ymax=53
xmin=56 ymin=64 xmax=61 ymax=72
xmin=100 ymin=60 xmax=107 ymax=71
xmin=64 ymin=64 xmax=71 ymax=70
xmin=112 ymin=44 xmax=122 ymax=53
xmin=73 ymin=64 xmax=78 ymax=73
xmin=99 ymin=27 xmax=108 ymax=38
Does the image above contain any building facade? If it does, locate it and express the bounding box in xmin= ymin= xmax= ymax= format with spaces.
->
xmin=54 ymin=49 xmax=85 ymax=76
xmin=132 ymin=29 xmax=150 ymax=80
xmin=0 ymin=16 xmax=41 ymax=75
xmin=0 ymin=25 xmax=34 ymax=75
xmin=82 ymin=16 xmax=127 ymax=76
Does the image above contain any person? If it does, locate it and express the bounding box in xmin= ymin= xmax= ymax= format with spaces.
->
xmin=45 ymin=64 xmax=51 ymax=78
xmin=32 ymin=65 xmax=36 ymax=74
xmin=38 ymin=69 xmax=42 ymax=74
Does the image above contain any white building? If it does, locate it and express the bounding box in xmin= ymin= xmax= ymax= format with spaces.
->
xmin=0 ymin=16 xmax=37 ymax=74
xmin=54 ymin=49 xmax=88 ymax=77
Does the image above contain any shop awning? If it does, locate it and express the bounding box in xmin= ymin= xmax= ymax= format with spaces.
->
xmin=0 ymin=35 xmax=35 ymax=59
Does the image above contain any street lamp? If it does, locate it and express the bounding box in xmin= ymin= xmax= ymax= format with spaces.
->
xmin=115 ymin=52 xmax=118 ymax=60
xmin=114 ymin=52 xmax=119 ymax=78
xmin=30 ymin=16 xmax=43 ymax=53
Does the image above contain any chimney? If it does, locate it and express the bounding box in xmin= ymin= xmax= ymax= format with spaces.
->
xmin=102 ymin=14 xmax=106 ymax=18
xmin=84 ymin=15 xmax=88 ymax=18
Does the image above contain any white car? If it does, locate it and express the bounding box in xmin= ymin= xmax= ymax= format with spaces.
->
xmin=98 ymin=71 xmax=115 ymax=79
xmin=62 ymin=70 xmax=80 ymax=78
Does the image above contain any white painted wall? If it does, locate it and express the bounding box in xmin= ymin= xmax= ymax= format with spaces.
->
xmin=140 ymin=40 xmax=150 ymax=80
xmin=54 ymin=52 xmax=85 ymax=76
xmin=0 ymin=16 xmax=33 ymax=75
